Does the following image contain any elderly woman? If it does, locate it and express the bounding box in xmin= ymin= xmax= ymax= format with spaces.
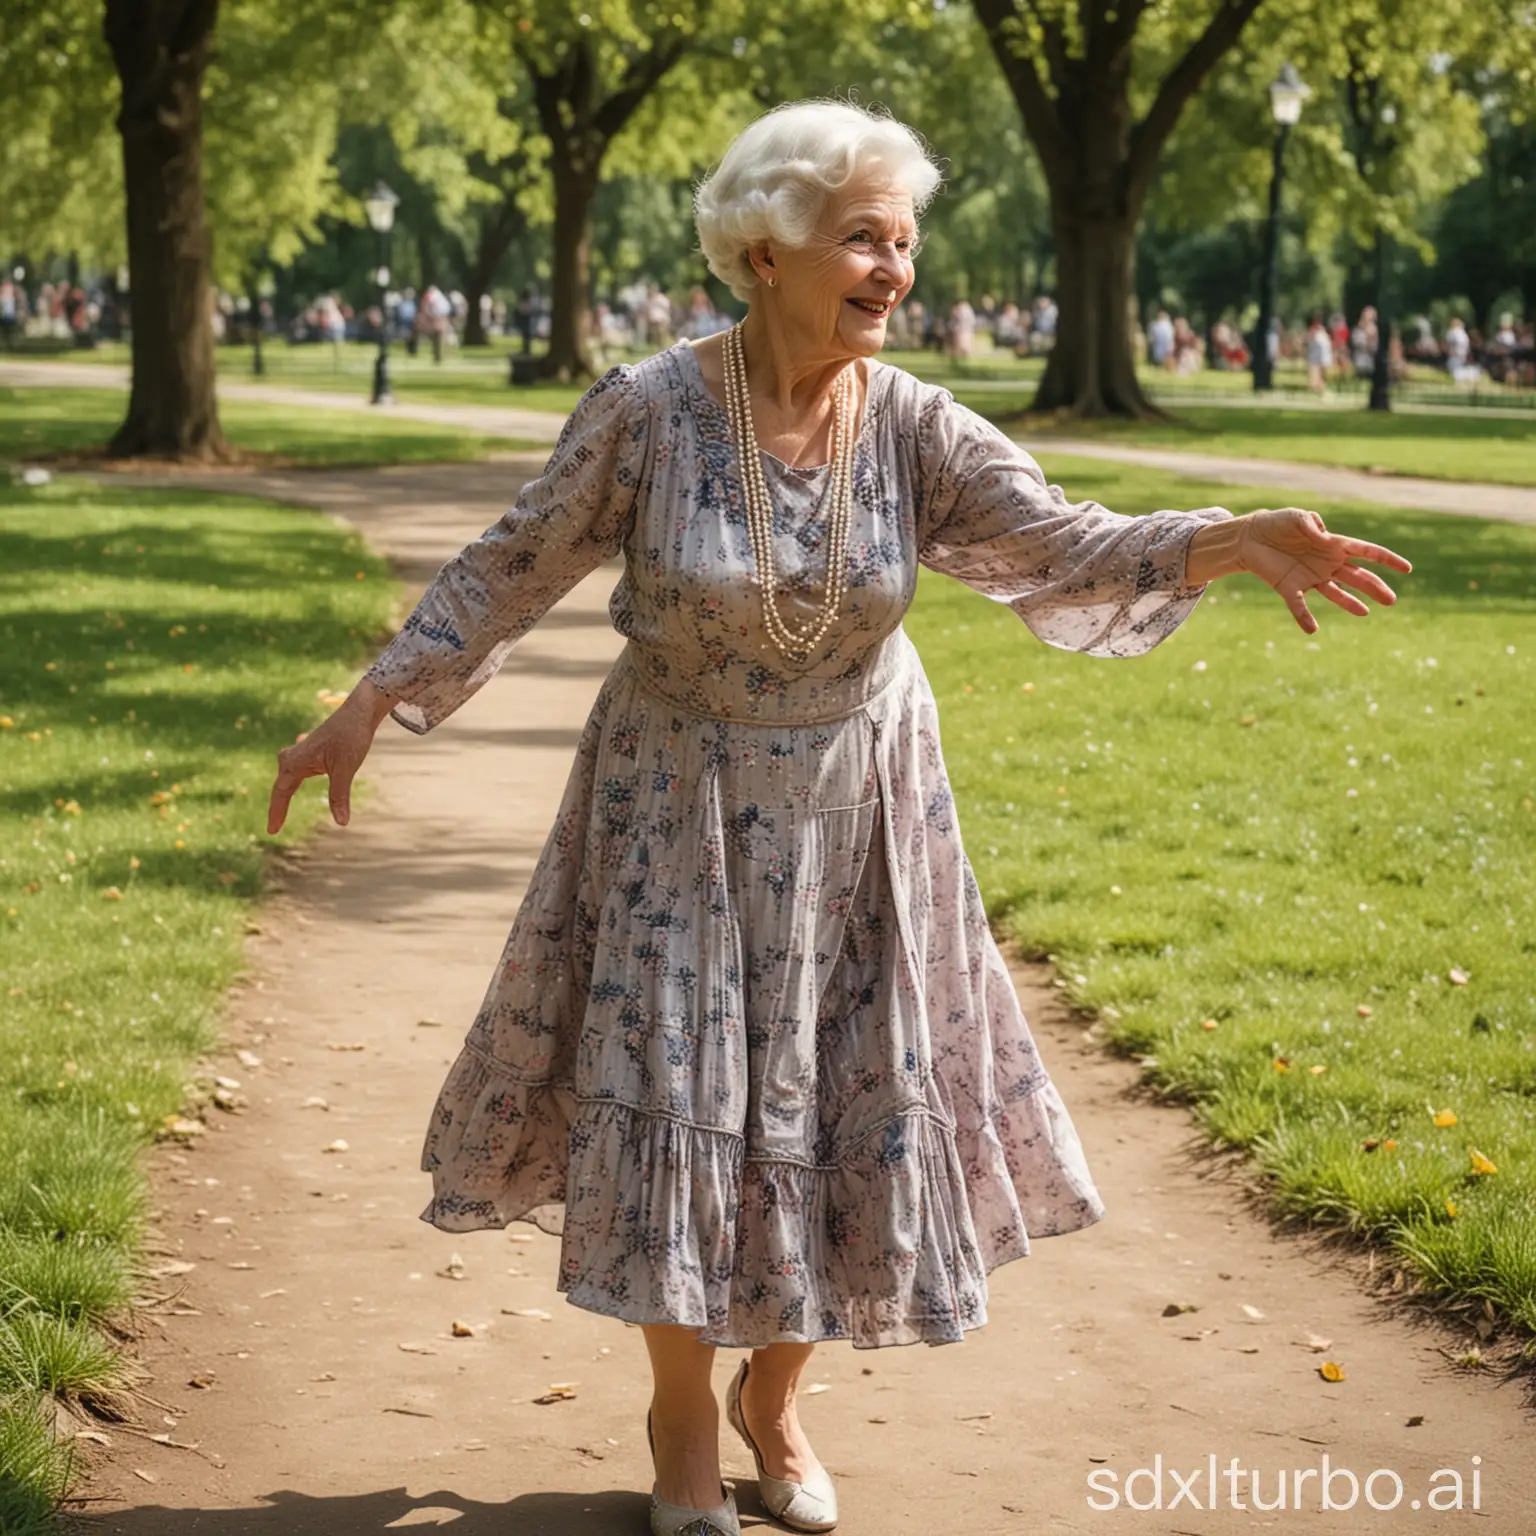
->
xmin=268 ymin=101 xmax=1410 ymax=1536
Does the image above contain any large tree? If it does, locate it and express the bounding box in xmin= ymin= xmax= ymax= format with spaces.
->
xmin=103 ymin=0 xmax=227 ymax=457
xmin=472 ymin=0 xmax=705 ymax=380
xmin=969 ymin=0 xmax=1274 ymax=416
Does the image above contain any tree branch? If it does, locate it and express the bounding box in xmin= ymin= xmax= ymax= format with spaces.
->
xmin=971 ymin=0 xmax=1072 ymax=184
xmin=591 ymin=34 xmax=689 ymax=141
xmin=1125 ymin=0 xmax=1268 ymax=198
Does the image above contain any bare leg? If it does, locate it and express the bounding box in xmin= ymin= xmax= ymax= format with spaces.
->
xmin=737 ymin=1340 xmax=820 ymax=1482
xmin=642 ymin=1324 xmax=728 ymax=1510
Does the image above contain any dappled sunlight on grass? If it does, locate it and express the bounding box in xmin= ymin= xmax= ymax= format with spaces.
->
xmin=0 ymin=474 xmax=397 ymax=1506
xmin=908 ymin=462 xmax=1536 ymax=1335
xmin=0 ymin=387 xmax=516 ymax=467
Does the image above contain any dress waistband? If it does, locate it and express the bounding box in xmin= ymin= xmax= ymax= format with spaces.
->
xmin=618 ymin=631 xmax=915 ymax=727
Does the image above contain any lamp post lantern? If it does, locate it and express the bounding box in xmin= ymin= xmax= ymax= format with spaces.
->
xmin=364 ymin=181 xmax=400 ymax=406
xmin=1252 ymin=64 xmax=1310 ymax=392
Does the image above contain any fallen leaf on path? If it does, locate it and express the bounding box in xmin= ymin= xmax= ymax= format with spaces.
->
xmin=868 ymin=1416 xmax=888 ymax=1424
xmin=226 ymin=1262 xmax=254 ymax=1271
xmin=450 ymin=1320 xmax=475 ymax=1337
xmin=398 ymin=1343 xmax=439 ymax=1355
xmin=235 ymin=1050 xmax=262 ymax=1069
xmin=383 ymin=1407 xmax=434 ymax=1418
xmin=327 ymin=1042 xmax=366 ymax=1052
xmin=1295 ymin=1335 xmax=1333 ymax=1352
xmin=957 ymin=1412 xmax=992 ymax=1421
xmin=437 ymin=1254 xmax=467 ymax=1281
xmin=314 ymin=1372 xmax=336 ymax=1382
xmin=1406 ymin=1415 xmax=1425 ymax=1427
xmin=259 ymin=1288 xmax=286 ymax=1299
xmin=1240 ymin=1305 xmax=1266 ymax=1320
xmin=323 ymin=1139 xmax=349 ymax=1153
xmin=301 ymin=1096 xmax=329 ymax=1111
xmin=1162 ymin=1302 xmax=1199 ymax=1317
xmin=132 ymin=1469 xmax=158 ymax=1484
xmin=503 ymin=1307 xmax=552 ymax=1320
xmin=1318 ymin=1361 xmax=1346 ymax=1382
xmin=145 ymin=1260 xmax=196 ymax=1279
xmin=188 ymin=1375 xmax=216 ymax=1390
xmin=804 ymin=1383 xmax=829 ymax=1394
xmin=417 ymin=1018 xmax=443 ymax=1028
xmin=1238 ymin=1347 xmax=1261 ymax=1355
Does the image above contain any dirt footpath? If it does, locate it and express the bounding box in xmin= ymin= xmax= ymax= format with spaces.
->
xmin=77 ymin=463 xmax=1533 ymax=1536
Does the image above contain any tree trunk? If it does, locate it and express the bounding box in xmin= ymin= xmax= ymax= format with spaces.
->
xmin=463 ymin=292 xmax=489 ymax=347
xmin=1033 ymin=204 xmax=1153 ymax=416
xmin=462 ymin=194 xmax=529 ymax=348
xmin=104 ymin=0 xmax=227 ymax=460
xmin=1369 ymin=229 xmax=1392 ymax=412
xmin=543 ymin=162 xmax=599 ymax=382
xmin=972 ymin=0 xmax=1266 ymax=420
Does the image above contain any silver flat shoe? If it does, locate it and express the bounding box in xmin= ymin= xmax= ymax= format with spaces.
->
xmin=725 ymin=1357 xmax=839 ymax=1532
xmin=647 ymin=1407 xmax=742 ymax=1536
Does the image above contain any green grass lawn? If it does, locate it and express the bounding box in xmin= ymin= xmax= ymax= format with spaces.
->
xmin=0 ymin=386 xmax=523 ymax=468
xmin=1008 ymin=405 xmax=1536 ymax=490
xmin=908 ymin=459 xmax=1536 ymax=1342
xmin=0 ymin=474 xmax=395 ymax=1532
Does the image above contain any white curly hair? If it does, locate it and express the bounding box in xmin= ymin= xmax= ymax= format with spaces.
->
xmin=693 ymin=100 xmax=943 ymax=302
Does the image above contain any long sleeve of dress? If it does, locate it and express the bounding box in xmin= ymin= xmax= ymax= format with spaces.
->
xmin=363 ymin=364 xmax=650 ymax=733
xmin=913 ymin=389 xmax=1235 ymax=658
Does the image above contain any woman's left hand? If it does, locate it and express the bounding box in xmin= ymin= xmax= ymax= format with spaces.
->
xmin=1238 ymin=508 xmax=1413 ymax=634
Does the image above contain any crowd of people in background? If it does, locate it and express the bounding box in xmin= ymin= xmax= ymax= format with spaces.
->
xmin=1143 ymin=303 xmax=1535 ymax=392
xmin=0 ymin=274 xmax=112 ymax=346
xmin=4 ymin=263 xmax=1532 ymax=395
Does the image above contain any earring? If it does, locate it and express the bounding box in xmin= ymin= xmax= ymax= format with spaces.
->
xmin=767 ymin=276 xmax=777 ymax=288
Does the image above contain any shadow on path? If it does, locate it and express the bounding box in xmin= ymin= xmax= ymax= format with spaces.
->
xmin=77 ymin=1484 xmax=683 ymax=1535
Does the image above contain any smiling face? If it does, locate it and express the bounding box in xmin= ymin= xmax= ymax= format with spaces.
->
xmin=750 ymin=174 xmax=919 ymax=365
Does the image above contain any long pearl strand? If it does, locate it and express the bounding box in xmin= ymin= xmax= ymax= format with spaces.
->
xmin=723 ymin=322 xmax=857 ymax=662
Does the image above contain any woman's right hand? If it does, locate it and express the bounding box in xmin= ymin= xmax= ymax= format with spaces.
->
xmin=267 ymin=679 xmax=400 ymax=835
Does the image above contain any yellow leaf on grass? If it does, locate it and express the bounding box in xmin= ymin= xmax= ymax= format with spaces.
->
xmin=1273 ymin=1057 xmax=1291 ymax=1073
xmin=1446 ymin=1198 xmax=1458 ymax=1218
xmin=1432 ymin=1109 xmax=1458 ymax=1128
xmin=1469 ymin=1148 xmax=1498 ymax=1176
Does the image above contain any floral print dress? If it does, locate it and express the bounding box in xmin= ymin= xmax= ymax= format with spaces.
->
xmin=364 ymin=340 xmax=1233 ymax=1350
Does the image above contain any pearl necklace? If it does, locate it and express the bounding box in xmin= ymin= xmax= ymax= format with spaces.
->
xmin=723 ymin=322 xmax=857 ymax=662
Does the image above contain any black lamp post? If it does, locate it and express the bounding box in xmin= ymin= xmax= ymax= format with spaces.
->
xmin=364 ymin=181 xmax=400 ymax=406
xmin=1252 ymin=64 xmax=1310 ymax=392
